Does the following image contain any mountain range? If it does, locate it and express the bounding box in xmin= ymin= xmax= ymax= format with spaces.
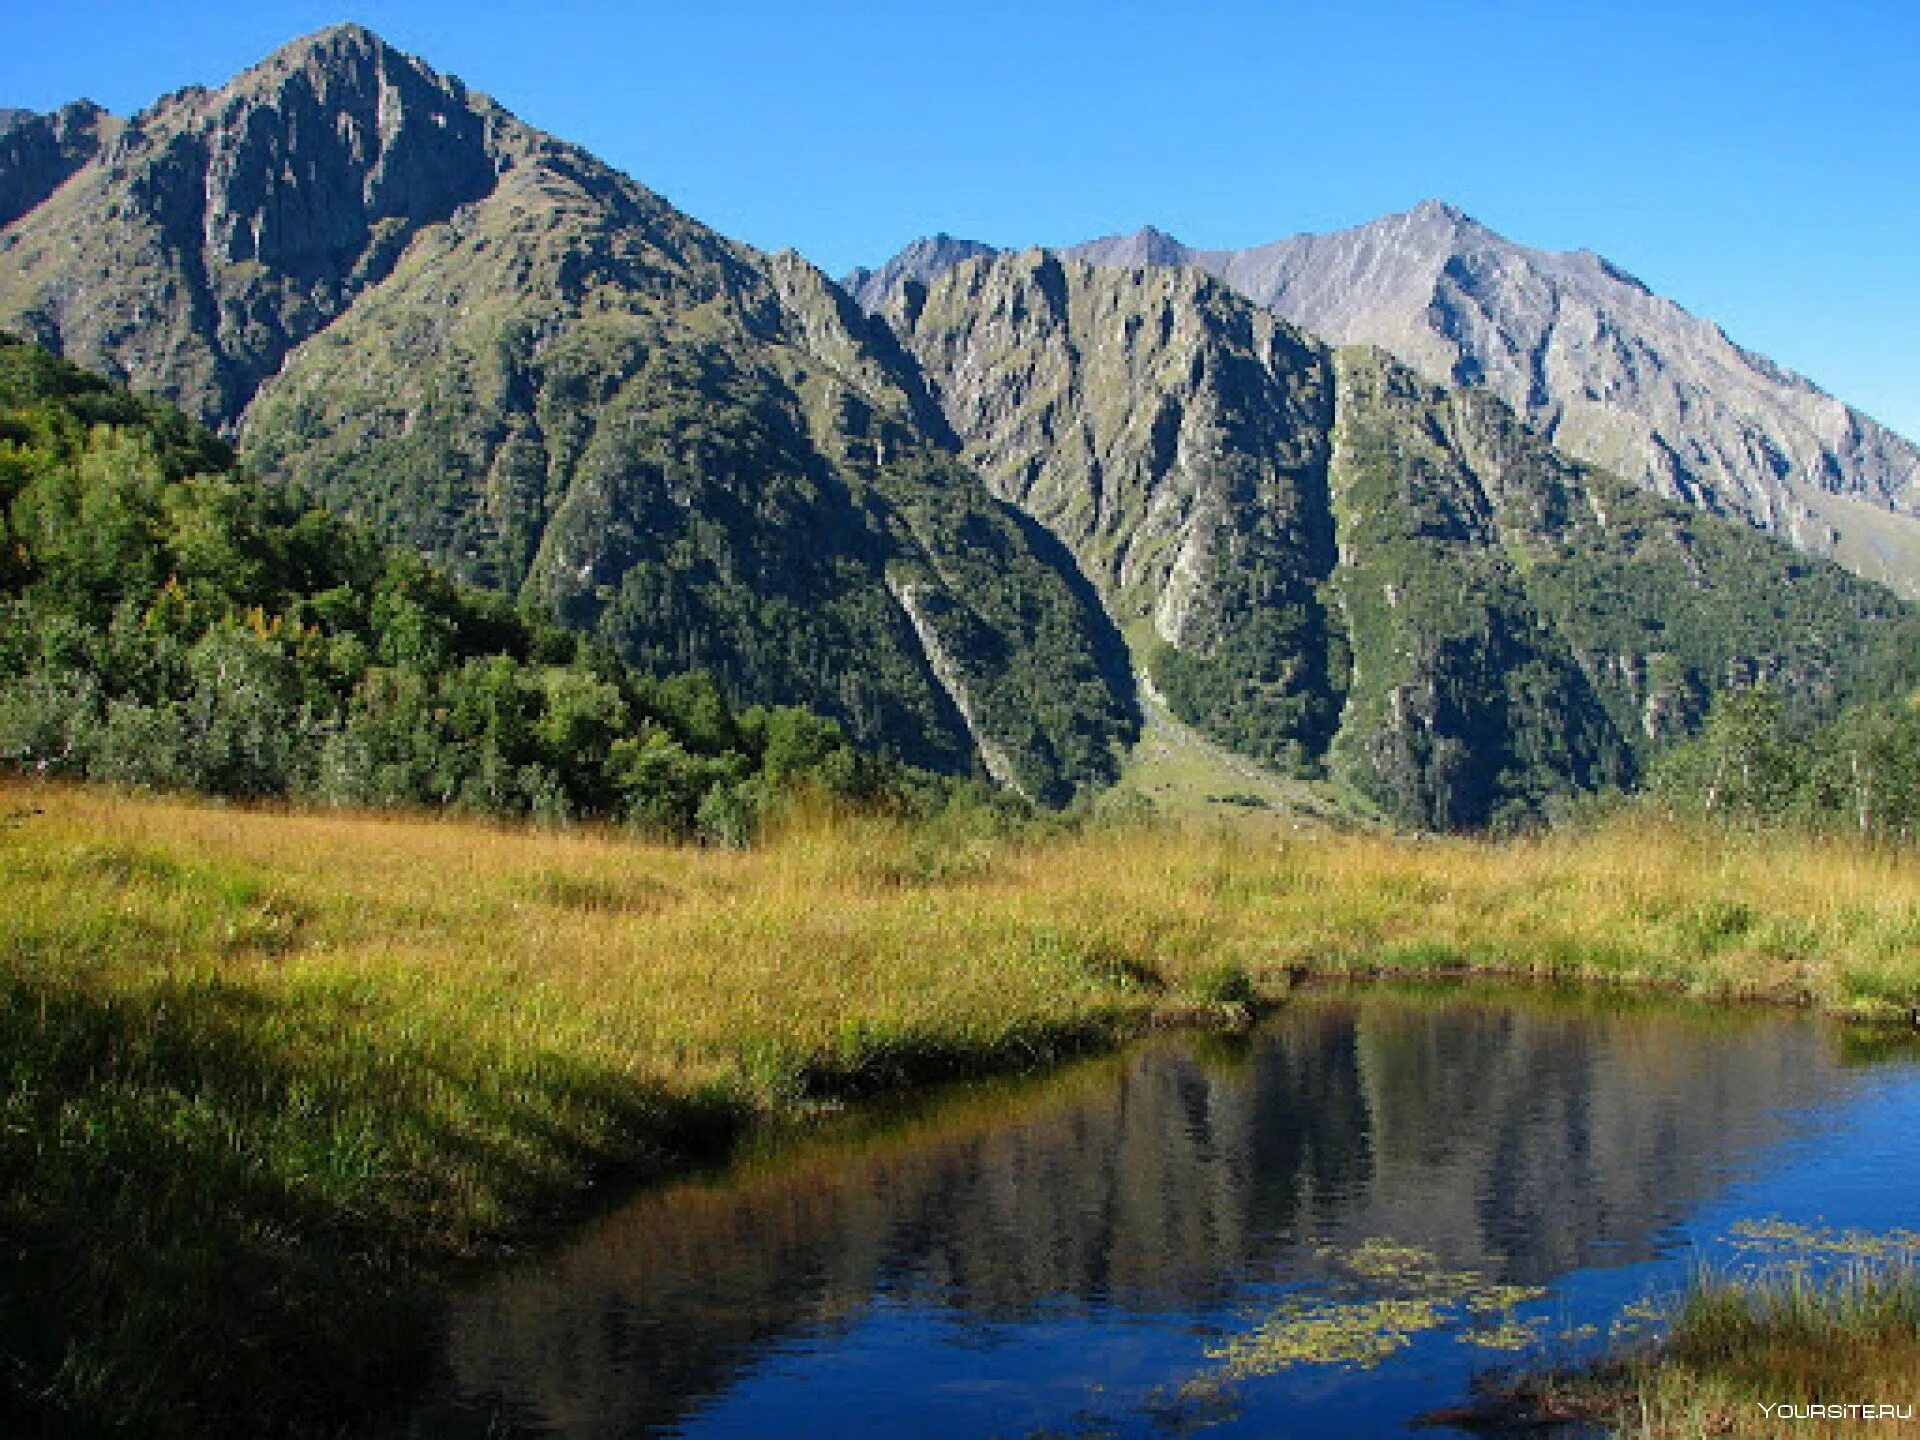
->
xmin=883 ymin=251 xmax=1900 ymax=825
xmin=0 ymin=25 xmax=1134 ymax=806
xmin=855 ymin=208 xmax=1920 ymax=599
xmin=1 ymin=24 xmax=1910 ymax=827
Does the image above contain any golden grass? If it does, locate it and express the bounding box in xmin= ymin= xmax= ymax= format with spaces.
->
xmin=5 ymin=776 xmax=1920 ymax=1434
xmin=1437 ymin=1226 xmax=1920 ymax=1438
xmin=1626 ymin=1240 xmax=1920 ymax=1439
xmin=1488 ymin=1261 xmax=1920 ymax=1439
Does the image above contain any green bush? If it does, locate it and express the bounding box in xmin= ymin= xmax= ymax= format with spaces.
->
xmin=0 ymin=333 xmax=963 ymax=841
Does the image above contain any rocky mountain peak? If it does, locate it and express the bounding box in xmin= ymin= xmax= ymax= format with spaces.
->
xmin=889 ymin=246 xmax=1905 ymax=825
xmin=852 ymin=200 xmax=1920 ymax=598
xmin=180 ymin=23 xmax=504 ymax=269
xmin=0 ymin=97 xmax=121 ymax=227
xmin=1051 ymin=205 xmax=1920 ymax=593
xmin=1123 ymin=223 xmax=1189 ymax=264
xmin=1403 ymin=197 xmax=1472 ymax=227
xmin=0 ymin=21 xmax=521 ymax=427
xmin=843 ymin=232 xmax=999 ymax=312
xmin=1 ymin=26 xmax=1906 ymax=829
xmin=228 ymin=22 xmax=415 ymax=95
xmin=289 ymin=19 xmax=385 ymax=55
xmin=1065 ymin=223 xmax=1190 ymax=271
xmin=0 ymin=31 xmax=1142 ymax=801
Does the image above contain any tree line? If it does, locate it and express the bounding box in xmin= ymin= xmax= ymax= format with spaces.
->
xmin=0 ymin=334 xmax=986 ymax=841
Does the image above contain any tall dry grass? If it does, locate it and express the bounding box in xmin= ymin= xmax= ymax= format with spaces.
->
xmin=1497 ymin=1258 xmax=1920 ymax=1439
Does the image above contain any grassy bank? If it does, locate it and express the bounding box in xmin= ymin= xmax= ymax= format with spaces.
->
xmin=5 ymin=779 xmax=1920 ymax=1434
xmin=1473 ymin=1255 xmax=1920 ymax=1438
xmin=1632 ymin=1260 xmax=1920 ymax=1438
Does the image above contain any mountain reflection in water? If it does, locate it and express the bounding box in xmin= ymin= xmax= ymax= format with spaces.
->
xmin=400 ymin=990 xmax=1896 ymax=1439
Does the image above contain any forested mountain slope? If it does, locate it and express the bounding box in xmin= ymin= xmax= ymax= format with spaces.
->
xmin=0 ymin=332 xmax=976 ymax=836
xmin=0 ymin=26 xmax=1134 ymax=802
xmin=887 ymin=252 xmax=1905 ymax=826
xmin=6 ymin=26 xmax=1908 ymax=827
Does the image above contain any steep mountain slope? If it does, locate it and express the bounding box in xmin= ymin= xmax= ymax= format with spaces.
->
xmin=0 ymin=27 xmax=1134 ymax=800
xmin=0 ymin=331 xmax=936 ymax=836
xmin=0 ymin=101 xmax=120 ymax=228
xmin=887 ymin=253 xmax=1905 ymax=827
xmin=890 ymin=255 xmax=1349 ymax=772
xmin=1082 ymin=205 xmax=1920 ymax=594
xmin=0 ymin=35 xmax=511 ymax=428
xmin=7 ymin=27 xmax=1906 ymax=825
xmin=855 ymin=206 xmax=1920 ymax=596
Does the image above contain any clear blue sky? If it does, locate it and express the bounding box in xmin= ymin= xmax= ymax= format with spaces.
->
xmin=7 ymin=1 xmax=1918 ymax=438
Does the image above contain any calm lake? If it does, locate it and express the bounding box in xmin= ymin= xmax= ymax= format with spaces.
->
xmin=397 ymin=988 xmax=1920 ymax=1438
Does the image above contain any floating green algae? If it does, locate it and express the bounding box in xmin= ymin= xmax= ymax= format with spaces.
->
xmin=1192 ymin=1237 xmax=1551 ymax=1386
xmin=1726 ymin=1218 xmax=1920 ymax=1261
xmin=1207 ymin=1295 xmax=1447 ymax=1374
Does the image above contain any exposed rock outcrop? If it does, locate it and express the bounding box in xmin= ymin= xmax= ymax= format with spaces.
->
xmin=844 ymin=233 xmax=998 ymax=315
xmin=0 ymin=27 xmax=520 ymax=427
xmin=888 ymin=252 xmax=1903 ymax=826
xmin=6 ymin=28 xmax=1907 ymax=824
xmin=855 ymin=205 xmax=1920 ymax=596
xmin=0 ymin=100 xmax=121 ymax=228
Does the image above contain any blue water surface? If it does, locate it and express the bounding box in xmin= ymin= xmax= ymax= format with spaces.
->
xmin=398 ymin=990 xmax=1920 ymax=1438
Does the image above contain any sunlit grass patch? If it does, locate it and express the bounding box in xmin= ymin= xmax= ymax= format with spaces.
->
xmin=1476 ymin=1224 xmax=1920 ymax=1439
xmin=1628 ymin=1254 xmax=1920 ymax=1437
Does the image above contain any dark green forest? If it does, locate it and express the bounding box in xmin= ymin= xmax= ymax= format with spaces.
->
xmin=0 ymin=334 xmax=969 ymax=841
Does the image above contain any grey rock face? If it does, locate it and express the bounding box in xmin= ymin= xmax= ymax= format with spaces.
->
xmin=843 ymin=233 xmax=998 ymax=313
xmin=858 ymin=204 xmax=1920 ymax=594
xmin=887 ymin=250 xmax=1903 ymax=826
xmin=886 ymin=250 xmax=1350 ymax=773
xmin=884 ymin=251 xmax=1334 ymax=646
xmin=0 ymin=100 xmax=121 ymax=228
xmin=1063 ymin=224 xmax=1187 ymax=271
xmin=0 ymin=24 xmax=511 ymax=428
xmin=1065 ymin=202 xmax=1920 ymax=594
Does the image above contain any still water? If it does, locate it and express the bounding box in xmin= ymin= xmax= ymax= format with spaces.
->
xmin=399 ymin=989 xmax=1920 ymax=1437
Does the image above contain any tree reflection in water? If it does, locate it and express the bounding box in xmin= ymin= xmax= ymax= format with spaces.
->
xmin=399 ymin=990 xmax=1866 ymax=1438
